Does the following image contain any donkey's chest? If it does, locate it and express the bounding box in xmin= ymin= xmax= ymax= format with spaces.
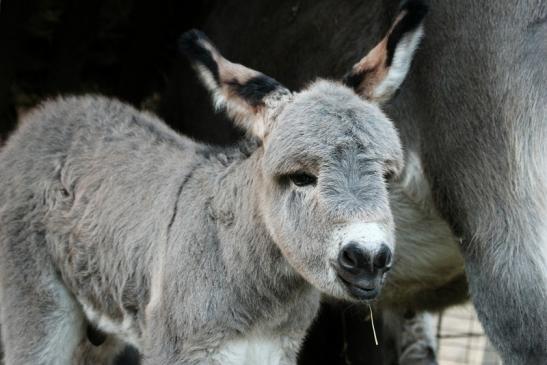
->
xmin=212 ymin=335 xmax=293 ymax=365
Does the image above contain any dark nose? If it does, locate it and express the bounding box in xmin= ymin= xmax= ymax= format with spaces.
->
xmin=338 ymin=242 xmax=392 ymax=275
xmin=373 ymin=244 xmax=392 ymax=270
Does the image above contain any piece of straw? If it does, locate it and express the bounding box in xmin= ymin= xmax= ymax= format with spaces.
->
xmin=368 ymin=304 xmax=378 ymax=346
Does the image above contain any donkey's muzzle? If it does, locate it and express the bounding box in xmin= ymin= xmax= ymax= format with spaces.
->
xmin=335 ymin=242 xmax=392 ymax=300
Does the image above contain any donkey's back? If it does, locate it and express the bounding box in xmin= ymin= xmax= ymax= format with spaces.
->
xmin=0 ymin=95 xmax=199 ymax=197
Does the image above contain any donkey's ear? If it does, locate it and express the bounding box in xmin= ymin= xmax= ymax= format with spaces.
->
xmin=343 ymin=0 xmax=428 ymax=104
xmin=179 ymin=30 xmax=291 ymax=139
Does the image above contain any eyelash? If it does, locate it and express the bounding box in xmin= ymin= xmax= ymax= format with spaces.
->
xmin=287 ymin=172 xmax=317 ymax=187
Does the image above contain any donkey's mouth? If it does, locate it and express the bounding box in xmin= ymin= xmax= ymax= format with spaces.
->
xmin=337 ymin=274 xmax=380 ymax=300
xmin=330 ymin=260 xmax=384 ymax=301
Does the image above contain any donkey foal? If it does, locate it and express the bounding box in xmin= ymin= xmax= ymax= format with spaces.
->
xmin=0 ymin=6 xmax=426 ymax=364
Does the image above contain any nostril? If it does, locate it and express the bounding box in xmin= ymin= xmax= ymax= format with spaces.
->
xmin=341 ymin=249 xmax=357 ymax=268
xmin=338 ymin=242 xmax=368 ymax=271
xmin=373 ymin=244 xmax=392 ymax=270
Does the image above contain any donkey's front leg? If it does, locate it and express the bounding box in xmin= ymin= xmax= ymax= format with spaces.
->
xmin=0 ymin=269 xmax=85 ymax=365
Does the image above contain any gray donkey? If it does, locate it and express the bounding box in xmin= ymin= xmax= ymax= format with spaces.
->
xmin=0 ymin=6 xmax=425 ymax=364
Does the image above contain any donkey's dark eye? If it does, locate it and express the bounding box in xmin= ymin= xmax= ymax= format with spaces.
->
xmin=288 ymin=172 xmax=317 ymax=187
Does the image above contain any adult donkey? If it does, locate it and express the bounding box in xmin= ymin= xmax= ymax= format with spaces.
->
xmin=175 ymin=0 xmax=547 ymax=363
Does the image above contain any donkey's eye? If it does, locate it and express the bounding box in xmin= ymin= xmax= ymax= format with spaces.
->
xmin=288 ymin=172 xmax=317 ymax=187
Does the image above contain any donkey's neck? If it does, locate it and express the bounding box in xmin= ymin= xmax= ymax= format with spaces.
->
xmin=207 ymin=146 xmax=307 ymax=300
xmin=150 ymin=143 xmax=315 ymax=342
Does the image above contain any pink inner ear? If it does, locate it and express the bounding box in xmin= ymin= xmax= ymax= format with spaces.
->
xmin=344 ymin=2 xmax=426 ymax=102
xmin=218 ymin=59 xmax=260 ymax=87
xmin=180 ymin=29 xmax=290 ymax=141
xmin=345 ymin=34 xmax=390 ymax=99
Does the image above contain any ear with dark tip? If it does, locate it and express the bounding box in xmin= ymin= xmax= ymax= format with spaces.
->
xmin=343 ymin=0 xmax=428 ymax=103
xmin=178 ymin=29 xmax=291 ymax=139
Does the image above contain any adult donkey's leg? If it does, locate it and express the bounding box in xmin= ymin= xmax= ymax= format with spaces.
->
xmin=463 ymin=220 xmax=547 ymax=364
xmin=421 ymin=53 xmax=547 ymax=365
xmin=402 ymin=1 xmax=547 ymax=362
xmin=0 ymin=324 xmax=4 ymax=365
xmin=386 ymin=1 xmax=547 ymax=362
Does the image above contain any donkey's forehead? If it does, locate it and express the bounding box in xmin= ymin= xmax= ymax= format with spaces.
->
xmin=285 ymin=80 xmax=387 ymax=129
xmin=273 ymin=81 xmax=400 ymax=151
xmin=263 ymin=80 xmax=402 ymax=173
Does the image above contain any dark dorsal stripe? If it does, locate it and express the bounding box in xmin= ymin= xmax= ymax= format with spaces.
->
xmin=227 ymin=74 xmax=282 ymax=107
xmin=178 ymin=29 xmax=220 ymax=83
xmin=386 ymin=0 xmax=428 ymax=67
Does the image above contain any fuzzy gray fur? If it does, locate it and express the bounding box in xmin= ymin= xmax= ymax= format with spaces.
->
xmin=0 ymin=57 xmax=414 ymax=364
xmin=0 ymin=6 xmax=431 ymax=362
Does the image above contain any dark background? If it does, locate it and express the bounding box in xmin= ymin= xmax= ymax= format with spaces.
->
xmin=0 ymin=0 xmax=243 ymax=145
xmin=0 ymin=0 xmax=385 ymax=363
